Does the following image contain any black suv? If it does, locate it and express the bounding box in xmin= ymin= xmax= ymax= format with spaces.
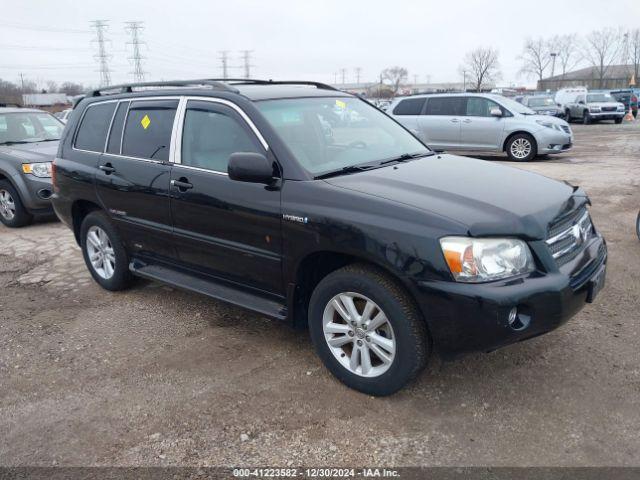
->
xmin=52 ymin=79 xmax=607 ymax=395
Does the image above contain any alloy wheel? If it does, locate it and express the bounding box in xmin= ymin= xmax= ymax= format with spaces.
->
xmin=510 ymin=138 xmax=532 ymax=160
xmin=86 ymin=226 xmax=116 ymax=280
xmin=0 ymin=189 xmax=16 ymax=221
xmin=322 ymin=292 xmax=396 ymax=378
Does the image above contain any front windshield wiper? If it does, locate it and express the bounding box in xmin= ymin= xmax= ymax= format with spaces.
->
xmin=39 ymin=138 xmax=59 ymax=142
xmin=379 ymin=151 xmax=434 ymax=165
xmin=0 ymin=140 xmax=31 ymax=145
xmin=315 ymin=164 xmax=378 ymax=180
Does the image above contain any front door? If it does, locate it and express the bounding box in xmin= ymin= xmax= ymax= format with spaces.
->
xmin=169 ymin=99 xmax=283 ymax=295
xmin=95 ymin=98 xmax=179 ymax=260
xmin=417 ymin=96 xmax=465 ymax=150
xmin=459 ymin=97 xmax=506 ymax=150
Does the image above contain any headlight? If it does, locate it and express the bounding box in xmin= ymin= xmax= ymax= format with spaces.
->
xmin=589 ymin=107 xmax=601 ymax=113
xmin=535 ymin=120 xmax=562 ymax=131
xmin=440 ymin=237 xmax=535 ymax=283
xmin=22 ymin=162 xmax=52 ymax=178
xmin=617 ymin=105 xmax=625 ymax=111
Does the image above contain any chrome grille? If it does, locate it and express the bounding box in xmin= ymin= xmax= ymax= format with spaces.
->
xmin=545 ymin=208 xmax=593 ymax=266
xmin=601 ymin=106 xmax=616 ymax=112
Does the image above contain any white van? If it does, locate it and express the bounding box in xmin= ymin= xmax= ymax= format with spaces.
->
xmin=554 ymin=87 xmax=588 ymax=109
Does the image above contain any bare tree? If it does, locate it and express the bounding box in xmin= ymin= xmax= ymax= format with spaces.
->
xmin=381 ymin=66 xmax=408 ymax=95
xmin=45 ymin=80 xmax=59 ymax=93
xmin=627 ymin=29 xmax=640 ymax=84
xmin=459 ymin=47 xmax=501 ymax=92
xmin=551 ymin=34 xmax=582 ymax=78
xmin=59 ymin=82 xmax=85 ymax=96
xmin=518 ymin=37 xmax=551 ymax=81
xmin=583 ymin=28 xmax=624 ymax=88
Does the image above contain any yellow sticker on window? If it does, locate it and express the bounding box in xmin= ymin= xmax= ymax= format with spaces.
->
xmin=140 ymin=114 xmax=151 ymax=130
xmin=335 ymin=100 xmax=346 ymax=109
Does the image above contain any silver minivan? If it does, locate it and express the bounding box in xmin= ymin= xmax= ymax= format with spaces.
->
xmin=388 ymin=93 xmax=573 ymax=161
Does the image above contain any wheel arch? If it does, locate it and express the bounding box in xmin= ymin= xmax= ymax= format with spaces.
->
xmin=502 ymin=130 xmax=537 ymax=152
xmin=288 ymin=250 xmax=432 ymax=339
xmin=71 ymin=199 xmax=103 ymax=245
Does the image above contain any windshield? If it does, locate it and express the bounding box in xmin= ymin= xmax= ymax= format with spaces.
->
xmin=256 ymin=97 xmax=429 ymax=175
xmin=527 ymin=97 xmax=555 ymax=107
xmin=587 ymin=93 xmax=615 ymax=103
xmin=0 ymin=112 xmax=64 ymax=144
xmin=496 ymin=96 xmax=535 ymax=115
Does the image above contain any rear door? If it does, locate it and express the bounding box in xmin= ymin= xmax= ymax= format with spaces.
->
xmin=418 ymin=97 xmax=465 ymax=149
xmin=459 ymin=97 xmax=506 ymax=150
xmin=169 ymin=98 xmax=283 ymax=295
xmin=94 ymin=98 xmax=179 ymax=260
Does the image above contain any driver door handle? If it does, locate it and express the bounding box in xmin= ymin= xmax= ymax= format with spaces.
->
xmin=99 ymin=163 xmax=116 ymax=174
xmin=450 ymin=118 xmax=459 ymax=123
xmin=463 ymin=119 xmax=472 ymax=123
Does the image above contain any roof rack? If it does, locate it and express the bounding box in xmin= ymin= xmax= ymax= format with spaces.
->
xmin=88 ymin=78 xmax=339 ymax=98
xmin=88 ymin=79 xmax=239 ymax=97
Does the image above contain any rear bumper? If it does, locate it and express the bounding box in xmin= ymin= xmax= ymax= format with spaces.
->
xmin=413 ymin=235 xmax=606 ymax=357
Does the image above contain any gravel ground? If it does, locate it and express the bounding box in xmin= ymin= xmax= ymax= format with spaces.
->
xmin=1 ymin=122 xmax=639 ymax=467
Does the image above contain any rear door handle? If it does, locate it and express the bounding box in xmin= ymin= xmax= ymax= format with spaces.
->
xmin=170 ymin=179 xmax=193 ymax=191
xmin=463 ymin=119 xmax=472 ymax=123
xmin=450 ymin=118 xmax=459 ymax=123
xmin=99 ymin=164 xmax=115 ymax=174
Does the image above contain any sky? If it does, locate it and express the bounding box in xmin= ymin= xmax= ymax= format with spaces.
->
xmin=1 ymin=0 xmax=639 ymax=89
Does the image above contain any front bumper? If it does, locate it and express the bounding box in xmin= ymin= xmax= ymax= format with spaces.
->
xmin=414 ymin=235 xmax=606 ymax=357
xmin=9 ymin=171 xmax=53 ymax=212
xmin=534 ymin=128 xmax=573 ymax=154
xmin=589 ymin=111 xmax=625 ymax=120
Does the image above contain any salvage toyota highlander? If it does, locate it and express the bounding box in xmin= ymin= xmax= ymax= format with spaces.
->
xmin=51 ymin=79 xmax=607 ymax=395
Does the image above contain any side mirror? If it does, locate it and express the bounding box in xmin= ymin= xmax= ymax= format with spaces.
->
xmin=490 ymin=107 xmax=503 ymax=117
xmin=228 ymin=152 xmax=274 ymax=184
xmin=578 ymin=100 xmax=585 ymax=105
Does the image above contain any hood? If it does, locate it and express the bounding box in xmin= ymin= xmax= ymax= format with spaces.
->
xmin=325 ymin=154 xmax=587 ymax=240
xmin=528 ymin=114 xmax=569 ymax=127
xmin=0 ymin=141 xmax=59 ymax=163
xmin=530 ymin=105 xmax=560 ymax=114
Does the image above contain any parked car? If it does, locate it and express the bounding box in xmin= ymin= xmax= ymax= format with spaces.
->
xmin=609 ymin=89 xmax=638 ymax=118
xmin=54 ymin=109 xmax=73 ymax=123
xmin=52 ymin=79 xmax=607 ymax=395
xmin=556 ymin=89 xmax=626 ymax=124
xmin=521 ymin=95 xmax=564 ymax=117
xmin=388 ymin=93 xmax=573 ymax=162
xmin=0 ymin=107 xmax=63 ymax=227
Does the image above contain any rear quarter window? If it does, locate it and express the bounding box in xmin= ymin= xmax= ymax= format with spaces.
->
xmin=392 ymin=98 xmax=426 ymax=115
xmin=74 ymin=102 xmax=117 ymax=152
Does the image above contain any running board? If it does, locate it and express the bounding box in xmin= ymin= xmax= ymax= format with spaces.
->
xmin=129 ymin=261 xmax=288 ymax=320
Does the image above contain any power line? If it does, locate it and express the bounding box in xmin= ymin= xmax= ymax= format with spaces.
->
xmin=125 ymin=21 xmax=147 ymax=82
xmin=90 ymin=20 xmax=112 ymax=87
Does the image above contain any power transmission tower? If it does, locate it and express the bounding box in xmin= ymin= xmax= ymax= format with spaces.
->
xmin=90 ymin=20 xmax=112 ymax=87
xmin=340 ymin=68 xmax=347 ymax=84
xmin=239 ymin=50 xmax=254 ymax=78
xmin=218 ymin=51 xmax=230 ymax=79
xmin=125 ymin=21 xmax=147 ymax=82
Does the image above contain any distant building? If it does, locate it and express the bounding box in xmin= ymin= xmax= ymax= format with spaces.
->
xmin=22 ymin=93 xmax=69 ymax=108
xmin=538 ymin=65 xmax=637 ymax=91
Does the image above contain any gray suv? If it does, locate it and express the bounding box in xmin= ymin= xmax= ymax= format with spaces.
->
xmin=388 ymin=93 xmax=573 ymax=162
xmin=564 ymin=92 xmax=625 ymax=124
xmin=0 ymin=108 xmax=64 ymax=227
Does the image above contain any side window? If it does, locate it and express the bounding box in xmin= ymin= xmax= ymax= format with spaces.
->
xmin=392 ymin=98 xmax=426 ymax=116
xmin=106 ymin=101 xmax=129 ymax=154
xmin=465 ymin=97 xmax=501 ymax=117
xmin=122 ymin=100 xmax=178 ymax=161
xmin=75 ymin=102 xmax=117 ymax=152
xmin=424 ymin=97 xmax=465 ymax=116
xmin=181 ymin=101 xmax=262 ymax=173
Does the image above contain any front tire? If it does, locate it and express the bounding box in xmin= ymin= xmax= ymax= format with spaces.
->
xmin=565 ymin=110 xmax=572 ymax=122
xmin=636 ymin=211 xmax=640 ymax=241
xmin=582 ymin=111 xmax=591 ymax=124
xmin=0 ymin=180 xmax=33 ymax=228
xmin=80 ymin=211 xmax=133 ymax=291
xmin=506 ymin=133 xmax=537 ymax=162
xmin=615 ymin=117 xmax=623 ymax=124
xmin=308 ymin=264 xmax=429 ymax=396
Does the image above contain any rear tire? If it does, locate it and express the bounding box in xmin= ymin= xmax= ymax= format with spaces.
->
xmin=0 ymin=180 xmax=33 ymax=228
xmin=506 ymin=133 xmax=537 ymax=162
xmin=80 ymin=210 xmax=133 ymax=291
xmin=308 ymin=264 xmax=429 ymax=396
xmin=636 ymin=211 xmax=640 ymax=241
